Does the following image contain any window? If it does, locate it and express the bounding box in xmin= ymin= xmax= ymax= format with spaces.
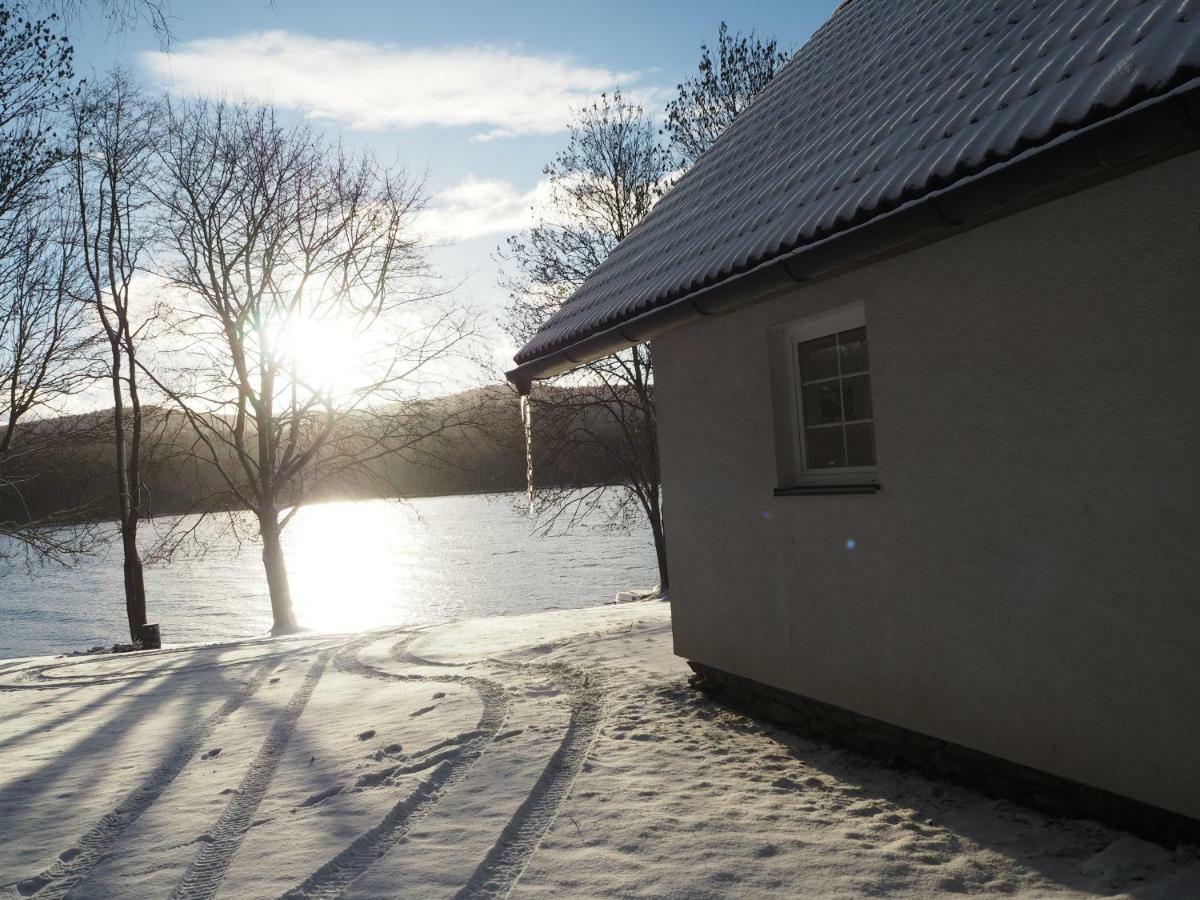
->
xmin=769 ymin=302 xmax=880 ymax=493
xmin=797 ymin=326 xmax=876 ymax=469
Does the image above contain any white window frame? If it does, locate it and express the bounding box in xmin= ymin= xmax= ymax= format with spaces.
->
xmin=769 ymin=301 xmax=880 ymax=493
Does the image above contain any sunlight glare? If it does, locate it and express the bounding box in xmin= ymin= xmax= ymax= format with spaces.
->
xmin=286 ymin=500 xmax=421 ymax=633
xmin=278 ymin=313 xmax=371 ymax=401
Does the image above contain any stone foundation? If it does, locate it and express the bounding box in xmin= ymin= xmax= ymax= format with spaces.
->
xmin=687 ymin=661 xmax=1200 ymax=847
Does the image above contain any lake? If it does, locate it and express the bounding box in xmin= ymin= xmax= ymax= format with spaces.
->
xmin=0 ymin=492 xmax=659 ymax=660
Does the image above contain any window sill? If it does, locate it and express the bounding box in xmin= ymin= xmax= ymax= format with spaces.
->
xmin=774 ymin=483 xmax=880 ymax=497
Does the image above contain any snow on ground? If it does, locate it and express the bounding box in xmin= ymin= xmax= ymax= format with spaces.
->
xmin=1 ymin=602 xmax=1198 ymax=898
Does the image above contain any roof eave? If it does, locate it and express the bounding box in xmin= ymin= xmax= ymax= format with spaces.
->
xmin=507 ymin=78 xmax=1200 ymax=395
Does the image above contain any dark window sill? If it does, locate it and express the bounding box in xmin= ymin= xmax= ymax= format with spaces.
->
xmin=774 ymin=483 xmax=880 ymax=496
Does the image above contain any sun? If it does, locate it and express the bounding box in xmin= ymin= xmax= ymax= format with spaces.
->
xmin=286 ymin=499 xmax=408 ymax=633
xmin=277 ymin=314 xmax=367 ymax=400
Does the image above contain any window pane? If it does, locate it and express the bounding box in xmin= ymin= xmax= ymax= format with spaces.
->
xmin=841 ymin=374 xmax=873 ymax=422
xmin=845 ymin=422 xmax=877 ymax=467
xmin=798 ymin=334 xmax=838 ymax=382
xmin=839 ymin=326 xmax=869 ymax=374
xmin=805 ymin=426 xmax=846 ymax=469
xmin=803 ymin=381 xmax=843 ymax=426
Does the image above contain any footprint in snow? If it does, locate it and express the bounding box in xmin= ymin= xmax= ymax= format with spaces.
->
xmin=201 ymin=747 xmax=222 ymax=760
xmin=358 ymin=729 xmax=376 ymax=741
xmin=410 ymin=705 xmax=435 ymax=717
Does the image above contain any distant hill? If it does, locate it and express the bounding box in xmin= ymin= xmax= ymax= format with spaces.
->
xmin=0 ymin=384 xmax=634 ymax=526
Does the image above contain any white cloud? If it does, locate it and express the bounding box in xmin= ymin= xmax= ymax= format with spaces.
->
xmin=140 ymin=32 xmax=663 ymax=140
xmin=418 ymin=176 xmax=555 ymax=242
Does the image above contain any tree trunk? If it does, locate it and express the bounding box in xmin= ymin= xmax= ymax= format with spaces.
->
xmin=643 ymin=480 xmax=672 ymax=600
xmin=651 ymin=515 xmax=669 ymax=595
xmin=123 ymin=335 xmax=149 ymax=643
xmin=108 ymin=345 xmax=148 ymax=643
xmin=121 ymin=523 xmax=148 ymax=643
xmin=123 ymin=335 xmax=150 ymax=644
xmin=259 ymin=511 xmax=299 ymax=635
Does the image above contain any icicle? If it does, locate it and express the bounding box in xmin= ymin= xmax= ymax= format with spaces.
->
xmin=520 ymin=393 xmax=535 ymax=514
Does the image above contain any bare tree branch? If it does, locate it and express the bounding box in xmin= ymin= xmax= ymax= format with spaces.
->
xmin=44 ymin=0 xmax=175 ymax=48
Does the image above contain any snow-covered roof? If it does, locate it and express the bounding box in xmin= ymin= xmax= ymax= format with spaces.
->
xmin=512 ymin=0 xmax=1200 ymax=377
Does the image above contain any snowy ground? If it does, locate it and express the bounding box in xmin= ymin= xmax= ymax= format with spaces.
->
xmin=1 ymin=602 xmax=1198 ymax=898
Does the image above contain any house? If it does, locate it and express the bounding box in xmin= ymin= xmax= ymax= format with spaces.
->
xmin=508 ymin=0 xmax=1200 ymax=833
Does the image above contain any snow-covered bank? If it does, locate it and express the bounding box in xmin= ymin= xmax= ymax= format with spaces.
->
xmin=1 ymin=603 xmax=1197 ymax=898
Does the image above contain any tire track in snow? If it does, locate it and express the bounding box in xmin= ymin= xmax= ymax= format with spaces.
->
xmin=454 ymin=662 xmax=604 ymax=900
xmin=279 ymin=636 xmax=509 ymax=900
xmin=169 ymin=651 xmax=331 ymax=900
xmin=6 ymin=662 xmax=278 ymax=900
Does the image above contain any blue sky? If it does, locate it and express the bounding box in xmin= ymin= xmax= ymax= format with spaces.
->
xmin=71 ymin=0 xmax=841 ymax=369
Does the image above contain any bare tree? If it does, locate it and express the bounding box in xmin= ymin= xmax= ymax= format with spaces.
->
xmin=0 ymin=206 xmax=95 ymax=558
xmin=0 ymin=3 xmax=96 ymax=560
xmin=69 ymin=69 xmax=159 ymax=643
xmin=665 ymin=22 xmax=791 ymax=168
xmin=0 ymin=210 xmax=91 ymax=450
xmin=150 ymin=101 xmax=472 ymax=634
xmin=501 ymin=92 xmax=673 ymax=592
xmin=502 ymin=28 xmax=791 ymax=590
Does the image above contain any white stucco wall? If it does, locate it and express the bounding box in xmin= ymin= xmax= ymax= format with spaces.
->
xmin=654 ymin=149 xmax=1200 ymax=818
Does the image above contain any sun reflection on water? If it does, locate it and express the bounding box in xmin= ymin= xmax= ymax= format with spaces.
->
xmin=285 ymin=499 xmax=428 ymax=633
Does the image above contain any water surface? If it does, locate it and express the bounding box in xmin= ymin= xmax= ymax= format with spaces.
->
xmin=0 ymin=493 xmax=658 ymax=659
